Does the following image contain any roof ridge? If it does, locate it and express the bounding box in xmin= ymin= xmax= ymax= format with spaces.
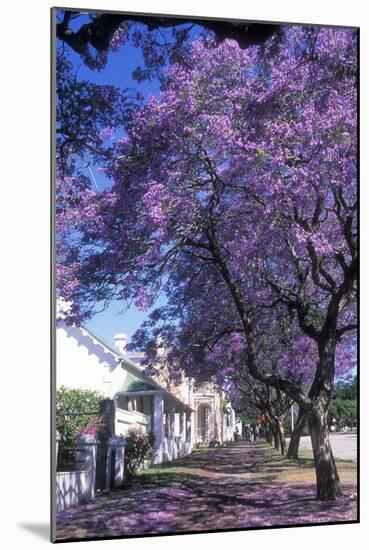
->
xmin=82 ymin=325 xmax=165 ymax=390
xmin=81 ymin=325 xmax=193 ymax=410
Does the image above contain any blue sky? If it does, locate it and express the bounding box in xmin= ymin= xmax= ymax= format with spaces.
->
xmin=59 ymin=13 xmax=159 ymax=346
xmin=86 ymin=295 xmax=168 ymax=345
xmin=57 ymin=11 xmax=202 ymax=347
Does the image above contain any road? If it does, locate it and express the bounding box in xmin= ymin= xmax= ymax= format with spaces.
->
xmin=295 ymin=433 xmax=357 ymax=461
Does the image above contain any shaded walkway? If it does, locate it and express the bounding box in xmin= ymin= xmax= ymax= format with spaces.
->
xmin=56 ymin=441 xmax=357 ymax=541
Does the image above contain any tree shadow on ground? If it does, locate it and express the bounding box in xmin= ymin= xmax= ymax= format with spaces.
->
xmin=56 ymin=441 xmax=357 ymax=541
xmin=140 ymin=442 xmax=315 ymax=477
xmin=56 ymin=476 xmax=357 ymax=540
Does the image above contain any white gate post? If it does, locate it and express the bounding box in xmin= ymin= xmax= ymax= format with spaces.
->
xmin=76 ymin=434 xmax=98 ymax=500
xmin=56 ymin=430 xmax=60 ymax=465
xmin=106 ymin=436 xmax=125 ymax=489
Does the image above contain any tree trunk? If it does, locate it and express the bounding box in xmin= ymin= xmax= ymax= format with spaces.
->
xmin=306 ymin=335 xmax=342 ymax=500
xmin=308 ymin=404 xmax=342 ymax=500
xmin=287 ymin=408 xmax=306 ymax=459
xmin=272 ymin=425 xmax=280 ymax=450
xmin=278 ymin=421 xmax=286 ymax=455
xmin=266 ymin=423 xmax=273 ymax=445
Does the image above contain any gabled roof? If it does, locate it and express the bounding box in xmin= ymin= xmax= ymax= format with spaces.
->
xmin=81 ymin=325 xmax=193 ymax=412
xmin=82 ymin=325 xmax=163 ymax=387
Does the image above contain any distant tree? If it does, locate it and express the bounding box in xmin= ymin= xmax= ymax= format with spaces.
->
xmin=329 ymin=398 xmax=357 ymax=430
xmin=234 ymin=376 xmax=292 ymax=455
xmin=333 ymin=376 xmax=357 ymax=401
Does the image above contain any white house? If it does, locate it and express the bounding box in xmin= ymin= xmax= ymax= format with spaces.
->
xmin=57 ymin=294 xmax=238 ymax=462
xmin=57 ymin=322 xmax=193 ymax=464
xmin=129 ymin=348 xmax=237 ymax=445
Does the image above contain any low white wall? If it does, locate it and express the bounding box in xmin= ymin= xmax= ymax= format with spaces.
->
xmin=56 ymin=434 xmax=98 ymax=513
xmin=162 ymin=437 xmax=191 ymax=462
xmin=56 ymin=470 xmax=91 ymax=512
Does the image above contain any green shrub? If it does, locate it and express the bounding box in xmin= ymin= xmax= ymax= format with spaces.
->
xmin=56 ymin=386 xmax=103 ymax=447
xmin=124 ymin=427 xmax=154 ymax=480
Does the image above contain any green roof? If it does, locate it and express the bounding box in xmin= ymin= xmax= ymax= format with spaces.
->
xmin=120 ymin=370 xmax=158 ymax=393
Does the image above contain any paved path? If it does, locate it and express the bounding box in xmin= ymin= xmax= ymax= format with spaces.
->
xmin=56 ymin=441 xmax=357 ymax=541
xmin=291 ymin=433 xmax=357 ymax=461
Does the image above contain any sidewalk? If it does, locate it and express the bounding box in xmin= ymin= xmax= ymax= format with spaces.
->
xmin=56 ymin=441 xmax=357 ymax=541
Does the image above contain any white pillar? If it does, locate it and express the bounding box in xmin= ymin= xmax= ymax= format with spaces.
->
xmin=231 ymin=409 xmax=236 ymax=439
xmin=76 ymin=434 xmax=98 ymax=500
xmin=180 ymin=412 xmax=186 ymax=440
xmin=186 ymin=411 xmax=192 ymax=443
xmin=106 ymin=437 xmax=125 ymax=489
xmin=169 ymin=406 xmax=175 ymax=438
xmin=56 ymin=430 xmax=60 ymax=465
xmin=178 ymin=412 xmax=186 ymax=457
xmin=168 ymin=406 xmax=176 ymax=460
xmin=153 ymin=394 xmax=164 ymax=464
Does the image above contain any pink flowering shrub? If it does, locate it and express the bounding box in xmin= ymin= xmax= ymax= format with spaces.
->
xmin=79 ymin=416 xmax=99 ymax=435
xmin=124 ymin=427 xmax=155 ymax=481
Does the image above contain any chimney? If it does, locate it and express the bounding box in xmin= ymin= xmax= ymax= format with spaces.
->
xmin=113 ymin=333 xmax=129 ymax=354
xmin=156 ymin=334 xmax=166 ymax=356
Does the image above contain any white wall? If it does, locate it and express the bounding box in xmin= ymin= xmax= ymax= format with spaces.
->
xmin=56 ymin=470 xmax=89 ymax=512
xmin=56 ymin=324 xmax=126 ymax=397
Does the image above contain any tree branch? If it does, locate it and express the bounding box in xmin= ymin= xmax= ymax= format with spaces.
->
xmin=57 ymin=12 xmax=281 ymax=56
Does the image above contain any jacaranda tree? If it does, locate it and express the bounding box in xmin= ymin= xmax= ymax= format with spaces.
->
xmin=57 ymin=26 xmax=357 ymax=500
